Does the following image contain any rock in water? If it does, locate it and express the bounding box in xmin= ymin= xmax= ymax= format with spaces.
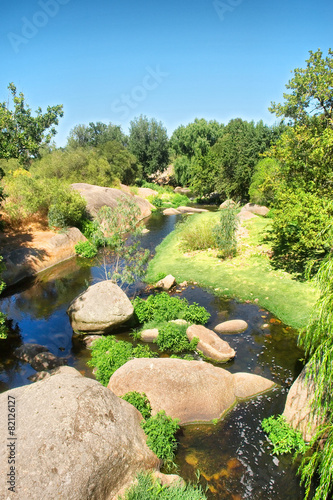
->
xmin=67 ymin=280 xmax=134 ymax=334
xmin=214 ymin=320 xmax=248 ymax=334
xmin=108 ymin=358 xmax=275 ymax=424
xmin=0 ymin=366 xmax=159 ymax=499
xmin=186 ymin=324 xmax=236 ymax=361
xmin=155 ymin=274 xmax=176 ymax=291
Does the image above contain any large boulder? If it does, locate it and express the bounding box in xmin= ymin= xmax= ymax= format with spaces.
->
xmin=174 ymin=187 xmax=192 ymax=196
xmin=219 ymin=199 xmax=236 ymax=209
xmin=283 ymin=365 xmax=321 ymax=442
xmin=214 ymin=320 xmax=248 ymax=334
xmin=176 ymin=206 xmax=208 ymax=214
xmin=71 ymin=183 xmax=152 ymax=221
xmin=241 ymin=203 xmax=269 ymax=216
xmin=155 ymin=274 xmax=176 ymax=291
xmin=67 ymin=280 xmax=134 ymax=334
xmin=186 ymin=324 xmax=235 ymax=362
xmin=0 ymin=367 xmax=159 ymax=500
xmin=163 ymin=208 xmax=181 ymax=215
xmin=108 ymin=358 xmax=275 ymax=424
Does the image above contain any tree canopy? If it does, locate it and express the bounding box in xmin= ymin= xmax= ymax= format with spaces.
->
xmin=67 ymin=121 xmax=127 ymax=149
xmin=0 ymin=83 xmax=63 ymax=165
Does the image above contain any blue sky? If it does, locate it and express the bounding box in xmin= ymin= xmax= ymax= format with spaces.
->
xmin=1 ymin=0 xmax=333 ymax=146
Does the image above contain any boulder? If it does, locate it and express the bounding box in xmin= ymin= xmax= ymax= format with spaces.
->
xmin=163 ymin=208 xmax=181 ymax=215
xmin=214 ymin=320 xmax=248 ymax=334
xmin=176 ymin=206 xmax=209 ymax=214
xmin=0 ymin=366 xmax=159 ymax=499
xmin=170 ymin=319 xmax=188 ymax=326
xmin=82 ymin=335 xmax=101 ymax=348
xmin=108 ymin=358 xmax=275 ymax=424
xmin=219 ymin=199 xmax=236 ymax=209
xmin=67 ymin=280 xmax=134 ymax=334
xmin=30 ymin=352 xmax=67 ymax=371
xmin=186 ymin=324 xmax=235 ymax=362
xmin=241 ymin=203 xmax=269 ymax=216
xmin=174 ymin=187 xmax=192 ymax=197
xmin=155 ymin=274 xmax=176 ymax=291
xmin=71 ymin=183 xmax=152 ymax=221
xmin=140 ymin=328 xmax=159 ymax=342
xmin=14 ymin=343 xmax=49 ymax=364
xmin=28 ymin=371 xmax=51 ymax=382
xmin=238 ymin=210 xmax=257 ymax=222
xmin=283 ymin=365 xmax=321 ymax=442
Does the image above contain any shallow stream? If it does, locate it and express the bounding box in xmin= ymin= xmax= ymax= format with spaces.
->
xmin=0 ymin=211 xmax=306 ymax=499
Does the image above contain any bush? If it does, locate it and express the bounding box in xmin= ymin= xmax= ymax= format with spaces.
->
xmin=261 ymin=414 xmax=308 ymax=455
xmin=74 ymin=241 xmax=98 ymax=258
xmin=155 ymin=323 xmax=198 ymax=353
xmin=48 ymin=189 xmax=86 ymax=228
xmin=132 ymin=293 xmax=210 ymax=325
xmin=119 ymin=471 xmax=207 ymax=500
xmin=121 ymin=392 xmax=152 ymax=420
xmin=173 ymin=155 xmax=192 ymax=186
xmin=87 ymin=336 xmax=156 ymax=386
xmin=177 ymin=216 xmax=216 ymax=251
xmin=266 ymin=190 xmax=333 ymax=278
xmin=213 ymin=202 xmax=239 ymax=259
xmin=248 ymin=158 xmax=281 ymax=206
xmin=141 ymin=410 xmax=180 ymax=465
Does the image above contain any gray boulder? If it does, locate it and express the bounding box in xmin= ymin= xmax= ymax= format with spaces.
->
xmin=241 ymin=203 xmax=269 ymax=216
xmin=108 ymin=358 xmax=275 ymax=424
xmin=0 ymin=366 xmax=159 ymax=500
xmin=186 ymin=324 xmax=236 ymax=362
xmin=67 ymin=280 xmax=134 ymax=334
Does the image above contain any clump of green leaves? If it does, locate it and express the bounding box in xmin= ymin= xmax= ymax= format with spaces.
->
xmin=133 ymin=292 xmax=210 ymax=325
xmin=88 ymin=336 xmax=156 ymax=386
xmin=121 ymin=391 xmax=152 ymax=420
xmin=177 ymin=215 xmax=216 ymax=252
xmin=119 ymin=471 xmax=207 ymax=500
xmin=155 ymin=323 xmax=198 ymax=353
xmin=141 ymin=410 xmax=180 ymax=467
xmin=74 ymin=241 xmax=98 ymax=258
xmin=214 ymin=202 xmax=239 ymax=259
xmin=261 ymin=415 xmax=308 ymax=455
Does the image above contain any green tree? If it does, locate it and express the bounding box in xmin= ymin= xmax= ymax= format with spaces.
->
xmin=100 ymin=140 xmax=141 ymax=185
xmin=269 ymin=48 xmax=333 ymax=126
xmin=67 ymin=122 xmax=127 ymax=149
xmin=170 ymin=118 xmax=224 ymax=159
xmin=0 ymin=83 xmax=63 ymax=165
xmin=248 ymin=158 xmax=281 ymax=206
xmin=128 ymin=115 xmax=169 ymax=178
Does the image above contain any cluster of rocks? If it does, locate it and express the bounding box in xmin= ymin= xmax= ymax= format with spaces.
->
xmin=14 ymin=343 xmax=67 ymax=379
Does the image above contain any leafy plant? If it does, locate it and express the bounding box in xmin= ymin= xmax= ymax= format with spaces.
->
xmin=155 ymin=323 xmax=198 ymax=353
xmin=141 ymin=410 xmax=180 ymax=466
xmin=261 ymin=414 xmax=308 ymax=455
xmin=132 ymin=292 xmax=210 ymax=325
xmin=213 ymin=202 xmax=239 ymax=259
xmin=74 ymin=241 xmax=98 ymax=258
xmin=121 ymin=391 xmax=152 ymax=420
xmin=118 ymin=471 xmax=207 ymax=500
xmin=87 ymin=336 xmax=156 ymax=386
xmin=177 ymin=215 xmax=216 ymax=252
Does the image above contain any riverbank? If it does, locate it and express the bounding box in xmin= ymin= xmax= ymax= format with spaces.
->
xmin=146 ymin=212 xmax=318 ymax=330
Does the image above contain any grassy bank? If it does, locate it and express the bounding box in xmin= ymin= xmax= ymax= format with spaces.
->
xmin=146 ymin=212 xmax=318 ymax=330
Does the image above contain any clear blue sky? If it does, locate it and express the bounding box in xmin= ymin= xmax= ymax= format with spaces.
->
xmin=2 ymin=0 xmax=333 ymax=146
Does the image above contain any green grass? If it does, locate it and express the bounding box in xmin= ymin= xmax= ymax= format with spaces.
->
xmin=146 ymin=212 xmax=318 ymax=330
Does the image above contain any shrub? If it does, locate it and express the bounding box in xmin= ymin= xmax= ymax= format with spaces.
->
xmin=248 ymin=158 xmax=281 ymax=206
xmin=141 ymin=410 xmax=180 ymax=466
xmin=132 ymin=292 xmax=210 ymax=325
xmin=266 ymin=189 xmax=333 ymax=278
xmin=119 ymin=471 xmax=207 ymax=500
xmin=177 ymin=216 xmax=216 ymax=251
xmin=74 ymin=241 xmax=98 ymax=258
xmin=48 ymin=189 xmax=86 ymax=228
xmin=261 ymin=415 xmax=308 ymax=455
xmin=173 ymin=155 xmax=192 ymax=186
xmin=121 ymin=391 xmax=152 ymax=420
xmin=213 ymin=202 xmax=239 ymax=259
xmin=155 ymin=323 xmax=198 ymax=353
xmin=87 ymin=336 xmax=156 ymax=386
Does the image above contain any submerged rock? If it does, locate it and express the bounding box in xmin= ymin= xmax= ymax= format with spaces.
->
xmin=30 ymin=352 xmax=67 ymax=371
xmin=186 ymin=324 xmax=236 ymax=362
xmin=14 ymin=343 xmax=49 ymax=364
xmin=0 ymin=366 xmax=159 ymax=499
xmin=67 ymin=280 xmax=134 ymax=334
xmin=214 ymin=320 xmax=248 ymax=334
xmin=108 ymin=358 xmax=275 ymax=424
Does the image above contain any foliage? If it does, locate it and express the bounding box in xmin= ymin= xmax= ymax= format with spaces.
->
xmin=74 ymin=241 xmax=98 ymax=258
xmin=170 ymin=118 xmax=224 ymax=159
xmin=118 ymin=471 xmax=207 ymax=500
xmin=132 ymin=292 xmax=210 ymax=325
xmin=173 ymin=156 xmax=192 ymax=186
xmin=297 ymin=254 xmax=333 ymax=499
xmin=177 ymin=215 xmax=216 ymax=252
xmin=48 ymin=189 xmax=87 ymax=228
xmin=67 ymin=121 xmax=127 ymax=149
xmin=121 ymin=391 xmax=152 ymax=420
xmin=213 ymin=202 xmax=239 ymax=259
xmin=0 ymin=257 xmax=8 ymax=339
xmin=189 ymin=151 xmax=220 ymax=197
xmin=269 ymin=48 xmax=333 ymax=126
xmin=88 ymin=336 xmax=156 ymax=386
xmin=261 ymin=414 xmax=308 ymax=455
xmin=248 ymin=158 xmax=281 ymax=206
xmin=100 ymin=140 xmax=141 ymax=185
xmin=0 ymin=83 xmax=63 ymax=165
xmin=266 ymin=189 xmax=333 ymax=278
xmin=141 ymin=410 xmax=180 ymax=465
xmin=149 ymin=192 xmax=190 ymax=210
xmin=155 ymin=322 xmax=198 ymax=353
xmin=128 ymin=115 xmax=169 ymax=178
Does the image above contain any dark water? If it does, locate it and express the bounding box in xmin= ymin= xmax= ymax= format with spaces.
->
xmin=0 ymin=211 xmax=306 ymax=499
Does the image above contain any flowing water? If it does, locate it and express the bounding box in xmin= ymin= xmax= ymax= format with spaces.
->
xmin=0 ymin=211 xmax=306 ymax=499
